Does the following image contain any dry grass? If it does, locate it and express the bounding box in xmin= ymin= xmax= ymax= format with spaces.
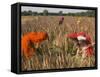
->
xmin=21 ymin=16 xmax=95 ymax=71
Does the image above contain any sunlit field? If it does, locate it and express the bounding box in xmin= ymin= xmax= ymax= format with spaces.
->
xmin=21 ymin=16 xmax=95 ymax=71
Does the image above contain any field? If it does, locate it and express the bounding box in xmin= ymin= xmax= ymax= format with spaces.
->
xmin=21 ymin=16 xmax=95 ymax=71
